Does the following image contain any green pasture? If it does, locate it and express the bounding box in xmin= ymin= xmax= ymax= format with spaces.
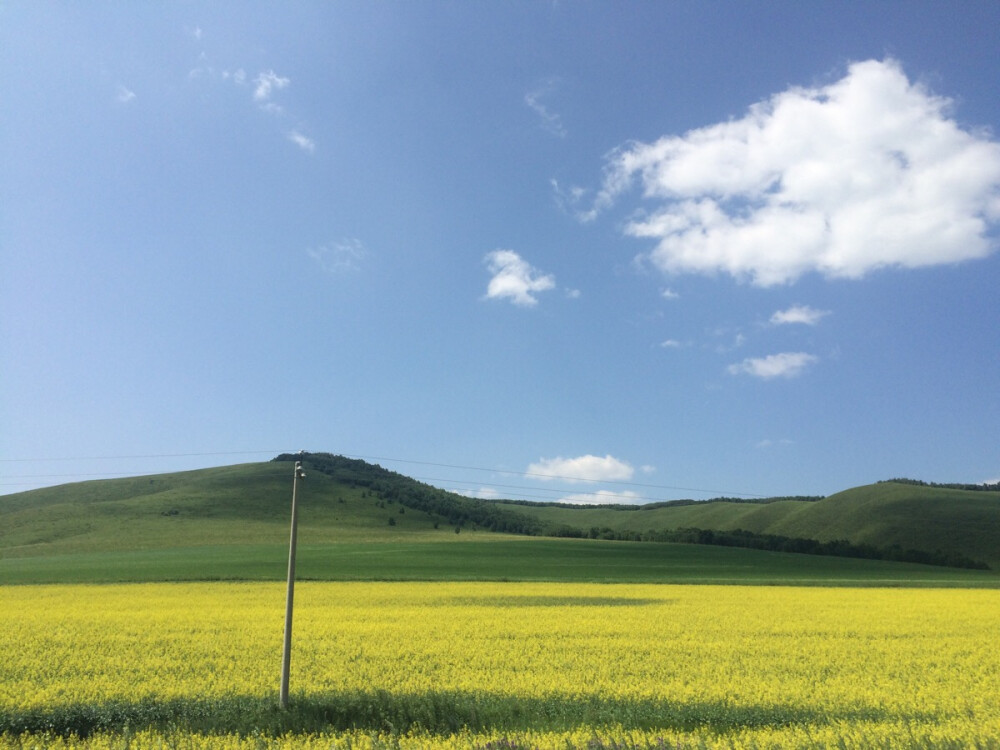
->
xmin=2 ymin=455 xmax=998 ymax=587
xmin=495 ymin=482 xmax=1000 ymax=568
xmin=2 ymin=538 xmax=997 ymax=587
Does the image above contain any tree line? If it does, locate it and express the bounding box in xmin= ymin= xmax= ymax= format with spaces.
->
xmin=274 ymin=454 xmax=989 ymax=570
xmin=275 ymin=452 xmax=543 ymax=535
xmin=879 ymin=478 xmax=1000 ymax=492
xmin=547 ymin=524 xmax=989 ymax=570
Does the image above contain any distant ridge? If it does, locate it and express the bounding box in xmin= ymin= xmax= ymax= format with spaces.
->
xmin=877 ymin=477 xmax=1000 ymax=492
xmin=1 ymin=452 xmax=996 ymax=571
xmin=493 ymin=480 xmax=999 ymax=569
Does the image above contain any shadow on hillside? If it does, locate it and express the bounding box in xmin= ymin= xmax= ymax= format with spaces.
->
xmin=2 ymin=689 xmax=930 ymax=738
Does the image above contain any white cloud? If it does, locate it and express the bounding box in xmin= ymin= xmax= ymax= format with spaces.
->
xmin=591 ymin=59 xmax=1000 ymax=286
xmin=483 ymin=250 xmax=555 ymax=307
xmin=307 ymin=238 xmax=366 ymax=273
xmin=527 ymin=454 xmax=635 ymax=482
xmin=729 ymin=352 xmax=818 ymax=379
xmin=565 ymin=288 xmax=582 ymax=299
xmin=661 ymin=288 xmax=680 ymax=300
xmin=116 ymin=85 xmax=135 ymax=104
xmin=288 ymin=130 xmax=315 ymax=153
xmin=253 ymin=70 xmax=290 ymax=103
xmin=559 ymin=489 xmax=644 ymax=505
xmin=525 ymin=80 xmax=566 ymax=137
xmin=770 ymin=304 xmax=830 ymax=326
xmin=659 ymin=339 xmax=682 ymax=348
xmin=458 ymin=486 xmax=501 ymax=500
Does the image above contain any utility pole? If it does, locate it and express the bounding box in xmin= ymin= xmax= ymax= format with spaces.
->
xmin=279 ymin=457 xmax=306 ymax=709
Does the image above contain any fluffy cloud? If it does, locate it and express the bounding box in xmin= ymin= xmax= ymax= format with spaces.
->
xmin=770 ymin=304 xmax=830 ymax=326
xmin=593 ymin=59 xmax=1000 ymax=286
xmin=729 ymin=352 xmax=818 ymax=379
xmin=558 ymin=489 xmax=644 ymax=505
xmin=484 ymin=250 xmax=555 ymax=307
xmin=527 ymin=454 xmax=635 ymax=482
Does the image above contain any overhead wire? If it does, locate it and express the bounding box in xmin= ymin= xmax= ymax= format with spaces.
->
xmin=0 ymin=448 xmax=767 ymax=499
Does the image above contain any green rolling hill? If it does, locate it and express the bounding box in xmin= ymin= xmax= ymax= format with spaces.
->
xmin=1 ymin=452 xmax=997 ymax=585
xmin=0 ymin=458 xmax=503 ymax=557
xmin=493 ymin=481 xmax=1000 ymax=568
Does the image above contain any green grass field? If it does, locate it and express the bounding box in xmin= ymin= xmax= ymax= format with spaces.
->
xmin=495 ymin=483 xmax=1000 ymax=568
xmin=2 ymin=538 xmax=997 ymax=587
xmin=2 ymin=455 xmax=998 ymax=587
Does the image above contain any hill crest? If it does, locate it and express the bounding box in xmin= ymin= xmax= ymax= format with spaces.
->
xmin=2 ymin=452 xmax=997 ymax=570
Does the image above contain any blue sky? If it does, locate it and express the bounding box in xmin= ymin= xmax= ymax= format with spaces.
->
xmin=2 ymin=2 xmax=999 ymax=502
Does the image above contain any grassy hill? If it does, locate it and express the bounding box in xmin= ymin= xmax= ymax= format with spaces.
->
xmin=2 ymin=452 xmax=998 ymax=585
xmin=493 ymin=482 xmax=1000 ymax=568
xmin=0 ymin=457 xmax=527 ymax=558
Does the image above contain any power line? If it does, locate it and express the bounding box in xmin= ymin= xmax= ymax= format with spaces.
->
xmin=346 ymin=453 xmax=766 ymax=498
xmin=0 ymin=450 xmax=290 ymax=463
xmin=3 ymin=472 xmax=165 ymax=479
xmin=0 ymin=448 xmax=768 ymax=499
xmin=408 ymin=475 xmax=680 ymax=504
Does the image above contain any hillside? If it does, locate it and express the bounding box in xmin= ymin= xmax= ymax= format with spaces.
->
xmin=0 ymin=456 xmax=533 ymax=558
xmin=493 ymin=482 xmax=1000 ymax=568
xmin=2 ymin=453 xmax=997 ymax=576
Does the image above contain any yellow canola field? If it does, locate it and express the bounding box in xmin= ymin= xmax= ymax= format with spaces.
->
xmin=2 ymin=582 xmax=999 ymax=748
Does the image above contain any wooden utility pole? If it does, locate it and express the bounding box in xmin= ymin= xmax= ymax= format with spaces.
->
xmin=279 ymin=458 xmax=305 ymax=709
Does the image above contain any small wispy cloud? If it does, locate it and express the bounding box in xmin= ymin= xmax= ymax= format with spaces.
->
xmin=253 ymin=70 xmax=292 ymax=107
xmin=458 ymin=486 xmax=501 ymax=500
xmin=659 ymin=339 xmax=683 ymax=349
xmin=483 ymin=250 xmax=555 ymax=307
xmin=713 ymin=330 xmax=747 ymax=354
xmin=222 ymin=68 xmax=248 ymax=86
xmin=770 ymin=305 xmax=830 ymax=326
xmin=661 ymin=288 xmax=680 ymax=300
xmin=307 ymin=238 xmax=366 ymax=273
xmin=729 ymin=352 xmax=818 ymax=379
xmin=288 ymin=130 xmax=315 ymax=153
xmin=528 ymin=454 xmax=635 ymax=482
xmin=525 ymin=79 xmax=566 ymax=137
xmin=550 ymin=178 xmax=605 ymax=223
xmin=558 ymin=489 xmax=644 ymax=505
xmin=116 ymin=85 xmax=136 ymax=104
